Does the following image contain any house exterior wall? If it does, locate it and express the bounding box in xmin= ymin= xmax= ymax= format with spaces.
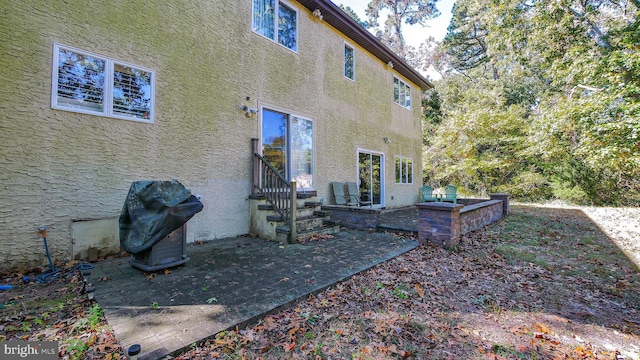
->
xmin=0 ymin=0 xmax=424 ymax=270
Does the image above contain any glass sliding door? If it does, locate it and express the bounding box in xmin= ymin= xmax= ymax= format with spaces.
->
xmin=262 ymin=109 xmax=287 ymax=176
xmin=289 ymin=116 xmax=313 ymax=189
xmin=261 ymin=108 xmax=314 ymax=190
xmin=358 ymin=151 xmax=383 ymax=207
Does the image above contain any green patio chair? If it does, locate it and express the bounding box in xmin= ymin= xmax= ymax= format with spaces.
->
xmin=346 ymin=182 xmax=373 ymax=207
xmin=331 ymin=182 xmax=358 ymax=206
xmin=421 ymin=185 xmax=438 ymax=202
xmin=440 ymin=185 xmax=457 ymax=203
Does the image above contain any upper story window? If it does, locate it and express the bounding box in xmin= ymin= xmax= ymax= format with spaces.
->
xmin=344 ymin=44 xmax=355 ymax=80
xmin=253 ymin=0 xmax=298 ymax=51
xmin=52 ymin=43 xmax=154 ymax=123
xmin=395 ymin=157 xmax=413 ymax=184
xmin=393 ymin=77 xmax=411 ymax=109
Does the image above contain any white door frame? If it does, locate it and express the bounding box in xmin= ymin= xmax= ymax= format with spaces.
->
xmin=356 ymin=148 xmax=385 ymax=208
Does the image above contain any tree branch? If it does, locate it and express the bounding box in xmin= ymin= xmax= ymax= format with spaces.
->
xmin=565 ymin=5 xmax=613 ymax=49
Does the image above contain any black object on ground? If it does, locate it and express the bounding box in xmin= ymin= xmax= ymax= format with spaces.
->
xmin=119 ymin=180 xmax=203 ymax=271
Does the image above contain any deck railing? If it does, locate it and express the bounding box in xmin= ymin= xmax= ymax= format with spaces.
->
xmin=252 ymin=139 xmax=297 ymax=243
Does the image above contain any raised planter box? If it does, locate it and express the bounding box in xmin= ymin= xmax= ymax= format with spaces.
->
xmin=417 ymin=194 xmax=509 ymax=248
xmin=323 ymin=194 xmax=509 ymax=249
xmin=416 ymin=202 xmax=465 ymax=248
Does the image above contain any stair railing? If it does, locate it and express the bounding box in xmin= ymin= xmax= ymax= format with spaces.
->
xmin=252 ymin=139 xmax=297 ymax=243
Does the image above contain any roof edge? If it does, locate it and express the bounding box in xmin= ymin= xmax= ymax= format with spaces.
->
xmin=297 ymin=0 xmax=433 ymax=90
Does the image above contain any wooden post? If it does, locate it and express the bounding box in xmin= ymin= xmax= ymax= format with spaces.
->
xmin=251 ymin=138 xmax=259 ymax=194
xmin=289 ymin=181 xmax=297 ymax=244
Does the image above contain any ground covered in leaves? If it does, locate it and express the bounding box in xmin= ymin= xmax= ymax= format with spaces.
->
xmin=173 ymin=205 xmax=640 ymax=359
xmin=0 ymin=262 xmax=125 ymax=359
xmin=1 ymin=205 xmax=639 ymax=360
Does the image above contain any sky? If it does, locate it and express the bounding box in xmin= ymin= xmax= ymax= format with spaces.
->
xmin=335 ymin=0 xmax=456 ymax=48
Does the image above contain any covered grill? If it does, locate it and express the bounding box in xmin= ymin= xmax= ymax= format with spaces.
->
xmin=119 ymin=180 xmax=203 ymax=271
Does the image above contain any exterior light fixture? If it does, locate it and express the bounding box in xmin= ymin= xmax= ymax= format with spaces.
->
xmin=240 ymin=105 xmax=258 ymax=118
xmin=387 ymin=61 xmax=394 ymax=69
xmin=312 ymin=9 xmax=323 ymax=21
xmin=383 ymin=137 xmax=391 ymax=144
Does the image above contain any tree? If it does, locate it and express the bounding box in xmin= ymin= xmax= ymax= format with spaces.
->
xmin=425 ymin=0 xmax=639 ymax=205
xmin=339 ymin=4 xmax=371 ymax=28
xmin=441 ymin=2 xmax=489 ymax=74
xmin=365 ymin=0 xmax=440 ymax=60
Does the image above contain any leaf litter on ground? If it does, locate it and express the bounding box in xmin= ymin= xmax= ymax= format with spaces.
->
xmin=173 ymin=205 xmax=640 ymax=359
xmin=1 ymin=205 xmax=639 ymax=359
xmin=0 ymin=258 xmax=126 ymax=359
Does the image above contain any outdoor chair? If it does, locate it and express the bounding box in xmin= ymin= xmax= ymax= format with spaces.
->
xmin=346 ymin=182 xmax=373 ymax=207
xmin=421 ymin=185 xmax=438 ymax=202
xmin=440 ymin=185 xmax=457 ymax=203
xmin=331 ymin=182 xmax=358 ymax=206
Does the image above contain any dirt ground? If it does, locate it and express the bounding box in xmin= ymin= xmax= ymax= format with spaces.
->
xmin=552 ymin=204 xmax=640 ymax=268
xmin=173 ymin=204 xmax=640 ymax=359
xmin=1 ymin=204 xmax=639 ymax=360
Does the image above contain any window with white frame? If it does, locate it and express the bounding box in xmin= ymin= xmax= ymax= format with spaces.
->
xmin=344 ymin=44 xmax=355 ymax=80
xmin=393 ymin=77 xmax=411 ymax=109
xmin=52 ymin=43 xmax=154 ymax=123
xmin=252 ymin=0 xmax=298 ymax=51
xmin=395 ymin=157 xmax=413 ymax=184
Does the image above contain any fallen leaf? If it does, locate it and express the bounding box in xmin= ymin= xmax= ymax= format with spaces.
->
xmin=574 ymin=345 xmax=594 ymax=357
xmin=284 ymin=340 xmax=296 ymax=352
xmin=510 ymin=325 xmax=530 ymax=335
xmin=401 ymin=350 xmax=413 ymax=359
xmin=94 ymin=343 xmax=120 ymax=353
xmin=533 ymin=323 xmax=552 ymax=335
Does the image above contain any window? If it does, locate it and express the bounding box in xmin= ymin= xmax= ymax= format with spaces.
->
xmin=344 ymin=44 xmax=355 ymax=80
xmin=395 ymin=157 xmax=413 ymax=184
xmin=52 ymin=43 xmax=154 ymax=123
xmin=393 ymin=77 xmax=411 ymax=109
xmin=253 ymin=0 xmax=297 ymax=51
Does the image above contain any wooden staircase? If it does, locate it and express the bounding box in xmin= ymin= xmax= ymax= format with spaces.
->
xmin=250 ymin=138 xmax=339 ymax=243
xmin=249 ymin=193 xmax=340 ymax=244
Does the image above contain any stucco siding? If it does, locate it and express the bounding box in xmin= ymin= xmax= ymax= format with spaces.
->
xmin=0 ymin=0 xmax=425 ymax=270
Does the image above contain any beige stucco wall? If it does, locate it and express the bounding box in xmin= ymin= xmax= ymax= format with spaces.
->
xmin=0 ymin=0 xmax=424 ymax=270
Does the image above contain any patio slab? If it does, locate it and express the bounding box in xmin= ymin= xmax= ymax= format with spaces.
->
xmin=86 ymin=228 xmax=418 ymax=360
